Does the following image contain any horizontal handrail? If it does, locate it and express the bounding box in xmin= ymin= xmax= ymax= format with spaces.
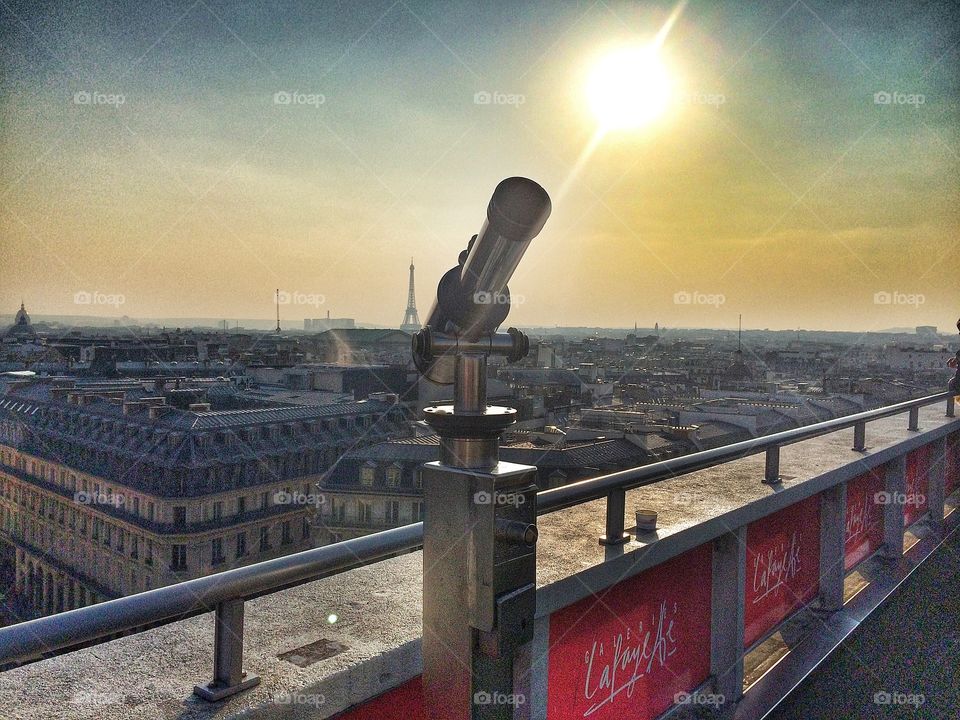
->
xmin=0 ymin=391 xmax=952 ymax=669
xmin=0 ymin=521 xmax=423 ymax=666
xmin=537 ymin=391 xmax=951 ymax=513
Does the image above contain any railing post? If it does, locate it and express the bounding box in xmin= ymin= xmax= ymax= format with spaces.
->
xmin=947 ymin=394 xmax=956 ymax=418
xmin=927 ymin=437 xmax=947 ymax=529
xmin=194 ymin=599 xmax=260 ymax=701
xmin=598 ymin=487 xmax=630 ymax=545
xmin=763 ymin=446 xmax=780 ymax=484
xmin=852 ymin=421 xmax=866 ymax=452
xmin=711 ymin=527 xmax=746 ymax=709
xmin=881 ymin=457 xmax=907 ymax=560
xmin=818 ymin=483 xmax=846 ymax=613
xmin=908 ymin=406 xmax=919 ymax=431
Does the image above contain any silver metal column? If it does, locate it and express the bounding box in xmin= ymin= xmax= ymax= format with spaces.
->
xmin=881 ymin=456 xmax=907 ymax=559
xmin=927 ymin=437 xmax=947 ymax=528
xmin=711 ymin=527 xmax=746 ymax=709
xmin=818 ymin=483 xmax=847 ymax=613
xmin=194 ymin=599 xmax=260 ymax=701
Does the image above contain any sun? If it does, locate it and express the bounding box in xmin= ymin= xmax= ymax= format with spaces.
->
xmin=586 ymin=45 xmax=673 ymax=132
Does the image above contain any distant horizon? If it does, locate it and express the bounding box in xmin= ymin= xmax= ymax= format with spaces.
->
xmin=3 ymin=307 xmax=954 ymax=339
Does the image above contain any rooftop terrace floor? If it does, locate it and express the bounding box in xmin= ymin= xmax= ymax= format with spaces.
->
xmin=767 ymin=528 xmax=960 ymax=720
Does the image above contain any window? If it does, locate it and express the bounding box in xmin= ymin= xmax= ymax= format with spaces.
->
xmin=147 ymin=502 xmax=155 ymax=521
xmin=360 ymin=466 xmax=375 ymax=486
xmin=212 ymin=501 xmax=223 ymax=521
xmin=413 ymin=501 xmax=425 ymax=521
xmin=414 ymin=471 xmax=423 ymax=489
xmin=211 ymin=538 xmax=225 ymax=565
xmin=145 ymin=540 xmax=153 ymax=566
xmin=132 ymin=497 xmax=140 ymax=516
xmin=261 ymin=491 xmax=270 ymax=509
xmin=237 ymin=496 xmax=246 ymax=516
xmin=170 ymin=544 xmax=187 ymax=571
xmin=259 ymin=526 xmax=270 ymax=552
xmin=131 ymin=536 xmax=139 ymax=560
xmin=281 ymin=520 xmax=292 ymax=545
xmin=301 ymin=516 xmax=310 ymax=540
xmin=386 ymin=500 xmax=400 ymax=524
xmin=173 ymin=506 xmax=187 ymax=527
xmin=358 ymin=500 xmax=372 ymax=524
xmin=236 ymin=531 xmax=247 ymax=558
xmin=385 ymin=466 xmax=401 ymax=487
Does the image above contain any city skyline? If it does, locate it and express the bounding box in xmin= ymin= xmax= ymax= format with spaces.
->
xmin=2 ymin=0 xmax=958 ymax=332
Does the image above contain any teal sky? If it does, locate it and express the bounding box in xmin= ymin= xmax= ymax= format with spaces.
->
xmin=1 ymin=0 xmax=957 ymax=332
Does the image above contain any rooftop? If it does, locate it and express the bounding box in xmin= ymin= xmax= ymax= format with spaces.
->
xmin=1 ymin=401 xmax=955 ymax=719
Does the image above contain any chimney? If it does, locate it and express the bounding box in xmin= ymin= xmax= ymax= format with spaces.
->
xmin=189 ymin=402 xmax=211 ymax=412
xmin=148 ymin=405 xmax=171 ymax=420
xmin=123 ymin=401 xmax=145 ymax=415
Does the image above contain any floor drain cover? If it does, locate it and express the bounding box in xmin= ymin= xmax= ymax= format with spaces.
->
xmin=278 ymin=638 xmax=349 ymax=667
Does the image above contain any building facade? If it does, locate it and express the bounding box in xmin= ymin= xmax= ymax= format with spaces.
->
xmin=0 ymin=376 xmax=406 ymax=618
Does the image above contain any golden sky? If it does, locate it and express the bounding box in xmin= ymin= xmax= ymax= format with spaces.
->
xmin=1 ymin=1 xmax=957 ymax=332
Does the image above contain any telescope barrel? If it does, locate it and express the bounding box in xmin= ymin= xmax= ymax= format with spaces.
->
xmin=414 ymin=176 xmax=550 ymax=384
xmin=458 ymin=177 xmax=552 ymax=302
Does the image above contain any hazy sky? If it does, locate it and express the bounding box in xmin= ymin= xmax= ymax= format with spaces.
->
xmin=1 ymin=0 xmax=957 ymax=332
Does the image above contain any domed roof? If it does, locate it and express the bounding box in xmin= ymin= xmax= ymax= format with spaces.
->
xmin=6 ymin=301 xmax=36 ymax=338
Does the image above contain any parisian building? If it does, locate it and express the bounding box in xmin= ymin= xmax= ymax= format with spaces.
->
xmin=0 ymin=376 xmax=406 ymax=617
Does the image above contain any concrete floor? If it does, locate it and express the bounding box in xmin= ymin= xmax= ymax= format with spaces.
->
xmin=768 ymin=529 xmax=960 ymax=720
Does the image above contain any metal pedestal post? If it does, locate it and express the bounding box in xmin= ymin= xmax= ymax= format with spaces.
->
xmin=422 ymin=461 xmax=537 ymax=719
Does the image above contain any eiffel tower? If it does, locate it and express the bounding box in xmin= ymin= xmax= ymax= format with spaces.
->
xmin=400 ymin=258 xmax=421 ymax=333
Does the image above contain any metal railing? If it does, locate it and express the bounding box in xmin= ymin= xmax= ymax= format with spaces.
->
xmin=0 ymin=391 xmax=954 ymax=695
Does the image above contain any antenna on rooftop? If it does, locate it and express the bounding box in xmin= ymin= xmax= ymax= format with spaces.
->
xmin=275 ymin=289 xmax=281 ymax=333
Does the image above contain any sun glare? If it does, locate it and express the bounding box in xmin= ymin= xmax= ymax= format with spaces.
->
xmin=586 ymin=45 xmax=672 ymax=132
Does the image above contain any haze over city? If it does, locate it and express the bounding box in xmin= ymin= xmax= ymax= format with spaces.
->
xmin=2 ymin=0 xmax=957 ymax=331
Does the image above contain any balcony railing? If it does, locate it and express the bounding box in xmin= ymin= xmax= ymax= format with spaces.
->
xmin=0 ymin=391 xmax=954 ymax=701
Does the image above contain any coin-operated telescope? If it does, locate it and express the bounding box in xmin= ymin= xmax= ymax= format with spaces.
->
xmin=412 ymin=177 xmax=550 ymax=719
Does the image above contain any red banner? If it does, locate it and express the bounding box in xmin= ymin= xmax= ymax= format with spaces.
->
xmin=744 ymin=495 xmax=821 ymax=647
xmin=904 ymin=444 xmax=931 ymax=526
xmin=546 ymin=544 xmax=712 ymax=720
xmin=844 ymin=468 xmax=885 ymax=570
xmin=335 ymin=678 xmax=424 ymax=720
xmin=947 ymin=432 xmax=959 ymax=497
